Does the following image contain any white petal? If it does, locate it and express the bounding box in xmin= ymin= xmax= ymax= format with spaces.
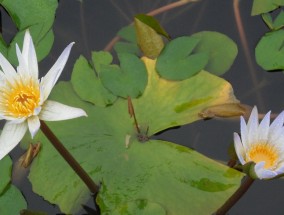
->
xmin=0 ymin=122 xmax=28 ymax=160
xmin=240 ymin=116 xmax=248 ymax=148
xmin=247 ymin=106 xmax=259 ymax=146
xmin=0 ymin=52 xmax=17 ymax=83
xmin=33 ymin=106 xmax=42 ymax=116
xmin=22 ymin=30 xmax=32 ymax=63
xmin=254 ymin=162 xmax=277 ymax=179
xmin=38 ymin=85 xmax=45 ymax=106
xmin=0 ymin=113 xmax=26 ymax=122
xmin=41 ymin=42 xmax=74 ymax=101
xmin=6 ymin=117 xmax=27 ymax=124
xmin=275 ymin=163 xmax=284 ymax=175
xmin=234 ymin=132 xmax=246 ymax=164
xmin=27 ymin=34 xmax=38 ymax=79
xmin=258 ymin=111 xmax=271 ymax=141
xmin=269 ymin=110 xmax=284 ymax=143
xmin=16 ymin=44 xmax=29 ymax=78
xmin=39 ymin=100 xmax=87 ymax=121
xmin=271 ymin=133 xmax=284 ymax=149
xmin=27 ymin=116 xmax=40 ymax=138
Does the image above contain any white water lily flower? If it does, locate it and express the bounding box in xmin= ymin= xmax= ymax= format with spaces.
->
xmin=0 ymin=30 xmax=87 ymax=160
xmin=234 ymin=106 xmax=284 ymax=179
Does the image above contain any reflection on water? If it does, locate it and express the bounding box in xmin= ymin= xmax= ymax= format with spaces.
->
xmin=5 ymin=0 xmax=284 ymax=214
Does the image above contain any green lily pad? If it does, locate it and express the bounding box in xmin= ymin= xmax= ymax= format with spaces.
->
xmin=0 ymin=0 xmax=58 ymax=65
xmin=71 ymin=52 xmax=117 ymax=107
xmin=262 ymin=10 xmax=284 ymax=30
xmin=117 ymin=26 xmax=137 ymax=43
xmin=114 ymin=26 xmax=140 ymax=54
xmin=100 ymin=53 xmax=148 ymax=98
xmin=111 ymin=199 xmax=166 ymax=215
xmin=135 ymin=58 xmax=239 ymax=134
xmin=0 ymin=185 xmax=27 ymax=215
xmin=25 ymin=58 xmax=243 ymax=214
xmin=255 ymin=29 xmax=284 ymax=71
xmin=114 ymin=41 xmax=140 ymax=55
xmin=251 ymin=0 xmax=284 ymax=16
xmin=156 ymin=36 xmax=208 ymax=80
xmin=191 ymin=31 xmax=238 ymax=76
xmin=0 ymin=156 xmax=12 ymax=195
xmin=0 ymin=147 xmax=27 ymax=214
xmin=91 ymin=51 xmax=113 ymax=72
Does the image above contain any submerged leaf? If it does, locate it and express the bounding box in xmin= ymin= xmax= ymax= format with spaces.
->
xmin=20 ymin=209 xmax=48 ymax=215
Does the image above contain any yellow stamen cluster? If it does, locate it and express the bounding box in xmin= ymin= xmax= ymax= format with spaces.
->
xmin=3 ymin=78 xmax=40 ymax=118
xmin=247 ymin=142 xmax=279 ymax=169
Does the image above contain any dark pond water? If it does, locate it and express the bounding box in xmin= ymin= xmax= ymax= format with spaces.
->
xmin=4 ymin=0 xmax=284 ymax=214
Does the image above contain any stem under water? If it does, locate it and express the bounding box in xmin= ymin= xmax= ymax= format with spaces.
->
xmin=40 ymin=120 xmax=99 ymax=194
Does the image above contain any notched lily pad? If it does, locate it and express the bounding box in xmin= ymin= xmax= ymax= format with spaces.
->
xmin=26 ymin=57 xmax=243 ymax=214
xmin=0 ymin=156 xmax=12 ymax=195
xmin=0 ymin=185 xmax=27 ymax=214
xmin=71 ymin=52 xmax=117 ymax=106
xmin=191 ymin=31 xmax=238 ymax=76
xmin=255 ymin=29 xmax=284 ymax=71
xmin=100 ymin=53 xmax=148 ymax=98
xmin=262 ymin=10 xmax=284 ymax=30
xmin=115 ymin=25 xmax=140 ymax=54
xmin=156 ymin=36 xmax=208 ymax=80
xmin=251 ymin=0 xmax=284 ymax=15
xmin=1 ymin=0 xmax=58 ymax=65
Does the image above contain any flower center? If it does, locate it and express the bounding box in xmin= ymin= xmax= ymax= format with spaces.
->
xmin=247 ymin=143 xmax=279 ymax=169
xmin=3 ymin=79 xmax=40 ymax=118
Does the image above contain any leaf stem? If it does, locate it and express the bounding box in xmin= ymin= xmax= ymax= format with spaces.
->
xmin=40 ymin=120 xmax=99 ymax=194
xmin=127 ymin=96 xmax=140 ymax=134
xmin=215 ymin=176 xmax=255 ymax=215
